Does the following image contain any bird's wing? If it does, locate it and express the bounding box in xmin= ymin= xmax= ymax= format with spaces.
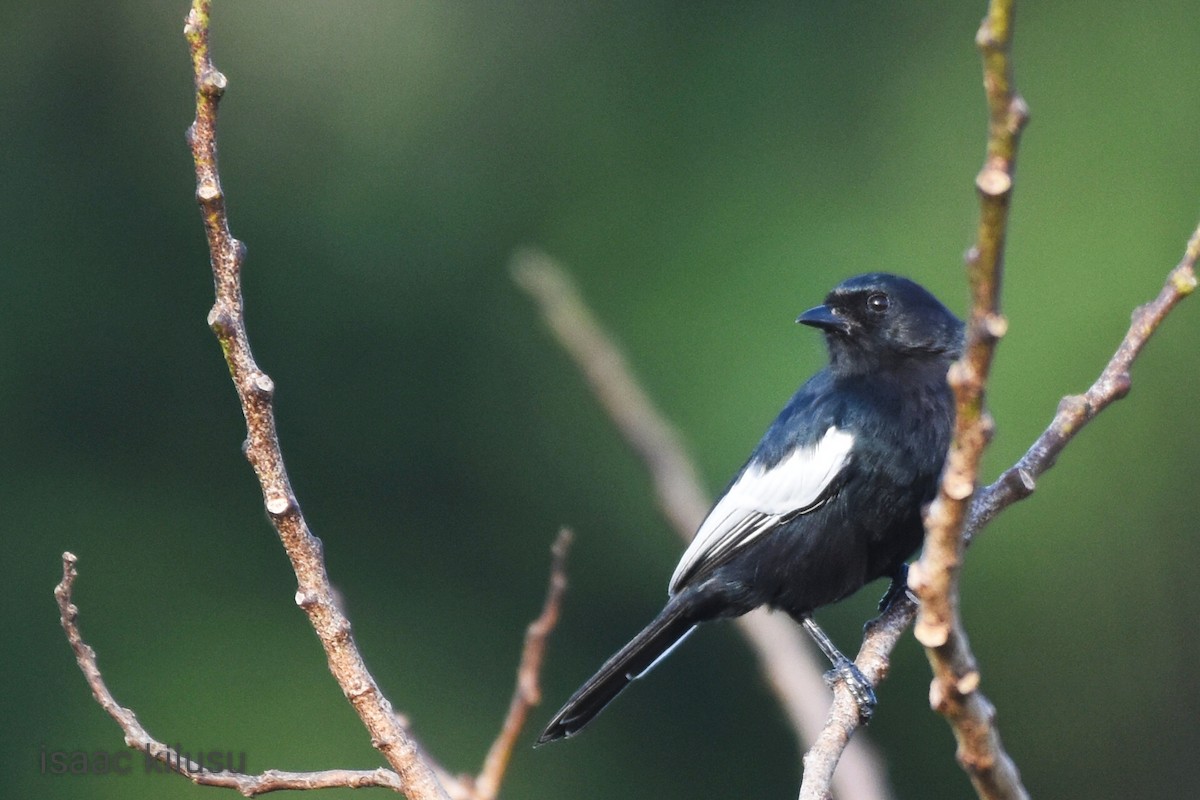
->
xmin=668 ymin=426 xmax=854 ymax=594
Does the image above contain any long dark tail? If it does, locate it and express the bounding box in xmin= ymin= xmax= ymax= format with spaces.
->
xmin=537 ymin=597 xmax=699 ymax=744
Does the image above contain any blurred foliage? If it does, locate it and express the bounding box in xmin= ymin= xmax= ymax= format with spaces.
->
xmin=4 ymin=3 xmax=1198 ymax=800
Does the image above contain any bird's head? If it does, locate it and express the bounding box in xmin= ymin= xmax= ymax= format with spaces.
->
xmin=796 ymin=273 xmax=964 ymax=374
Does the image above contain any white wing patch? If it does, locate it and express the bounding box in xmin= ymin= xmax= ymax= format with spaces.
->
xmin=668 ymin=426 xmax=854 ymax=594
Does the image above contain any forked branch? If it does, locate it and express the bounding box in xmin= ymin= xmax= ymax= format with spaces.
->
xmin=55 ymin=4 xmax=570 ymax=799
xmin=185 ymin=4 xmax=449 ymax=796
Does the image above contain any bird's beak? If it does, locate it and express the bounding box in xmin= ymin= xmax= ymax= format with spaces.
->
xmin=796 ymin=304 xmax=850 ymax=333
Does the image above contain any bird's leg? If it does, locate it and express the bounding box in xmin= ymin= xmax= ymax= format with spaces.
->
xmin=799 ymin=616 xmax=877 ymax=724
xmin=877 ymin=562 xmax=917 ymax=612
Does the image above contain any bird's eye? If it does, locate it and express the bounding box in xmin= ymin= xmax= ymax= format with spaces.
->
xmin=866 ymin=293 xmax=890 ymax=314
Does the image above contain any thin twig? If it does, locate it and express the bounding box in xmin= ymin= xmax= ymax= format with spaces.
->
xmin=798 ymin=598 xmax=915 ymax=800
xmin=183 ymin=4 xmax=447 ymax=798
xmin=967 ymin=235 xmax=1199 ymax=535
xmin=471 ymin=529 xmax=573 ymax=800
xmin=54 ymin=552 xmax=406 ymax=797
xmin=908 ymin=1 xmax=1031 ymax=797
xmin=512 ymin=249 xmax=893 ymax=800
xmin=511 ymin=249 xmax=711 ymax=538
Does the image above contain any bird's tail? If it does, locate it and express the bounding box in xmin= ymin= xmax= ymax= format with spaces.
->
xmin=537 ymin=598 xmax=698 ymax=744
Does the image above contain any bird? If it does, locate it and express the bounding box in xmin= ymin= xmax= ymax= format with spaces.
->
xmin=537 ymin=272 xmax=964 ymax=745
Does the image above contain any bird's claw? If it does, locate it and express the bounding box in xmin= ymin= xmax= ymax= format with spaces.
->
xmin=824 ymin=657 xmax=877 ymax=724
xmin=877 ymin=563 xmax=916 ymax=612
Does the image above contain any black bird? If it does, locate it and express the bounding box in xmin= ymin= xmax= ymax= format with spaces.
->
xmin=538 ymin=273 xmax=963 ymax=744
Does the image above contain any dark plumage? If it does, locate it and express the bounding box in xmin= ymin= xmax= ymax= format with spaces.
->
xmin=538 ymin=273 xmax=963 ymax=744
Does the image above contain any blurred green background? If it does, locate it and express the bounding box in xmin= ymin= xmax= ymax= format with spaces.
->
xmin=5 ymin=2 xmax=1198 ymax=799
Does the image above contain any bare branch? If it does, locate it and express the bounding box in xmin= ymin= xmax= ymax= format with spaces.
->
xmin=511 ymin=249 xmax=710 ymax=538
xmin=968 ymin=239 xmax=1198 ymax=534
xmin=54 ymin=552 xmax=406 ymax=797
xmin=907 ymin=3 xmax=1031 ymax=798
xmin=183 ymin=4 xmax=447 ymax=798
xmin=799 ymin=598 xmax=915 ymax=800
xmin=512 ymin=249 xmax=893 ymax=800
xmin=471 ymin=529 xmax=573 ymax=800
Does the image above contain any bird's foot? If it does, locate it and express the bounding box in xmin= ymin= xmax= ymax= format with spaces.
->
xmin=877 ymin=564 xmax=917 ymax=612
xmin=823 ymin=657 xmax=877 ymax=724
